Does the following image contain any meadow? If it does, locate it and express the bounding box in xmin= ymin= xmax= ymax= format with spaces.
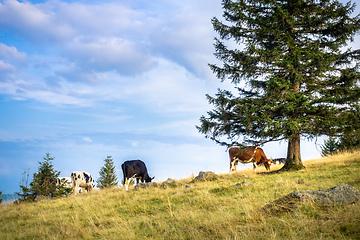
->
xmin=1 ymin=151 xmax=360 ymax=239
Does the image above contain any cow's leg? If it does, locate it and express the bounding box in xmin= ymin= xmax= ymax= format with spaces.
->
xmin=125 ymin=174 xmax=137 ymax=191
xmin=253 ymin=162 xmax=257 ymax=172
xmin=230 ymin=160 xmax=236 ymax=174
xmin=234 ymin=161 xmax=238 ymax=172
xmin=85 ymin=184 xmax=92 ymax=193
xmin=74 ymin=184 xmax=80 ymax=195
xmin=124 ymin=178 xmax=130 ymax=191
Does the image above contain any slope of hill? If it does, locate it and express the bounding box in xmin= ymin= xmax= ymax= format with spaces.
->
xmin=1 ymin=151 xmax=359 ymax=239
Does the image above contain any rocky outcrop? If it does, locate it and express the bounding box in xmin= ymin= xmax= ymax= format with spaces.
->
xmin=133 ymin=182 xmax=158 ymax=190
xmin=193 ymin=171 xmax=217 ymax=182
xmin=161 ymin=178 xmax=179 ymax=188
xmin=289 ymin=184 xmax=360 ymax=205
xmin=262 ymin=184 xmax=360 ymax=214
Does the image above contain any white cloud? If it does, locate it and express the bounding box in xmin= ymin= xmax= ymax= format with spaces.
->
xmin=150 ymin=12 xmax=217 ymax=78
xmin=0 ymin=43 xmax=26 ymax=62
xmin=0 ymin=71 xmax=94 ymax=106
xmin=83 ymin=137 xmax=93 ymax=143
xmin=0 ymin=0 xmax=74 ymax=42
xmin=0 ymin=0 xmax=225 ymax=108
xmin=56 ymin=1 xmax=150 ymax=36
xmin=80 ymin=57 xmax=220 ymax=115
xmin=0 ymin=60 xmax=16 ymax=72
xmin=0 ymin=0 xmax=221 ymax=75
xmin=64 ymin=37 xmax=156 ymax=75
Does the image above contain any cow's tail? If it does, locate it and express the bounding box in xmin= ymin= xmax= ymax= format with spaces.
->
xmin=121 ymin=163 xmax=126 ymax=180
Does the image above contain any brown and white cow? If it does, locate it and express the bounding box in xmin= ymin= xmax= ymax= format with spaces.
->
xmin=229 ymin=146 xmax=272 ymax=173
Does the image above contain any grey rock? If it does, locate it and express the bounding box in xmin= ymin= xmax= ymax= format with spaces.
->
xmin=234 ymin=181 xmax=253 ymax=187
xmin=161 ymin=178 xmax=178 ymax=188
xmin=134 ymin=182 xmax=157 ymax=190
xmin=290 ymin=183 xmax=360 ymax=205
xmin=193 ymin=171 xmax=217 ymax=181
xmin=262 ymin=184 xmax=360 ymax=214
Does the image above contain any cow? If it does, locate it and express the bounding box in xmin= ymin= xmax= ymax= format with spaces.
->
xmin=56 ymin=177 xmax=77 ymax=194
xmin=71 ymin=171 xmax=94 ymax=195
xmin=229 ymin=146 xmax=272 ymax=173
xmin=56 ymin=177 xmax=72 ymax=188
xmin=273 ymin=158 xmax=286 ymax=165
xmin=121 ymin=160 xmax=154 ymax=191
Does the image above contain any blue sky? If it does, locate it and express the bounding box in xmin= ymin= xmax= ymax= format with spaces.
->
xmin=0 ymin=0 xmax=359 ymax=194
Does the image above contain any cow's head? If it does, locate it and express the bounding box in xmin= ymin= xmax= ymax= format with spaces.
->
xmin=145 ymin=176 xmax=155 ymax=183
xmin=264 ymin=159 xmax=272 ymax=171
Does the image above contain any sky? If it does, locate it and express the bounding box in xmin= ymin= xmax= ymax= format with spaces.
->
xmin=0 ymin=0 xmax=359 ymax=194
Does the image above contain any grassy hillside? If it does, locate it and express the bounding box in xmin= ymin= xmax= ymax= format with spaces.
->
xmin=1 ymin=151 xmax=360 ymax=239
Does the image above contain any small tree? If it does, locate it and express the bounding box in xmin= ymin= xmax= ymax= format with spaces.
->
xmin=337 ymin=130 xmax=360 ymax=152
xmin=321 ymin=137 xmax=339 ymax=157
xmin=30 ymin=153 xmax=59 ymax=197
xmin=0 ymin=191 xmax=3 ymax=205
xmin=14 ymin=168 xmax=35 ymax=202
xmin=321 ymin=130 xmax=360 ymax=156
xmin=15 ymin=154 xmax=68 ymax=203
xmin=97 ymin=156 xmax=118 ymax=189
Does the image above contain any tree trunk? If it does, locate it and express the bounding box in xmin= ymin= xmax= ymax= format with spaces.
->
xmin=282 ymin=131 xmax=305 ymax=171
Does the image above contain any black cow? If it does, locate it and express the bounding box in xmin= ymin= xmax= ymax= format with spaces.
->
xmin=121 ymin=160 xmax=154 ymax=191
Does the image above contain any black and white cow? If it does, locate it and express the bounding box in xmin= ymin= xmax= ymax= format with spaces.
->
xmin=56 ymin=177 xmax=72 ymax=188
xmin=71 ymin=171 xmax=94 ymax=195
xmin=121 ymin=160 xmax=154 ymax=191
xmin=273 ymin=158 xmax=286 ymax=165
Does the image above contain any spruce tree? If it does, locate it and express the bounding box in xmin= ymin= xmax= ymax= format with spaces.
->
xmin=321 ymin=130 xmax=360 ymax=156
xmin=198 ymin=0 xmax=360 ymax=170
xmin=30 ymin=153 xmax=63 ymax=198
xmin=337 ymin=130 xmax=360 ymax=151
xmin=320 ymin=137 xmax=339 ymax=156
xmin=97 ymin=156 xmax=118 ymax=189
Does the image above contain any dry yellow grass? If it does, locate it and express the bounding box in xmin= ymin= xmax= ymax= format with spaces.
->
xmin=1 ymin=151 xmax=360 ymax=239
xmin=305 ymin=150 xmax=360 ymax=168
